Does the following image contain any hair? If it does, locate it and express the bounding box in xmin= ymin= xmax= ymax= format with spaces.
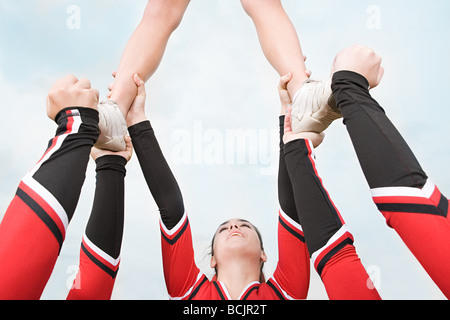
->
xmin=210 ymin=219 xmax=266 ymax=282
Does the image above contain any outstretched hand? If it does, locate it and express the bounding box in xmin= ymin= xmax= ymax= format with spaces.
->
xmin=278 ymin=55 xmax=311 ymax=114
xmin=108 ymin=72 xmax=148 ymax=127
xmin=46 ymin=75 xmax=99 ymax=120
xmin=126 ymin=73 xmax=148 ymax=127
xmin=332 ymin=44 xmax=384 ymax=89
xmin=278 ymin=72 xmax=293 ymax=114
xmin=91 ymin=134 xmax=133 ymax=162
xmin=278 ymin=68 xmax=323 ymax=148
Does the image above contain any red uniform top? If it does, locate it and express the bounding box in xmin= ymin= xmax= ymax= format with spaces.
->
xmin=159 ymin=210 xmax=310 ymax=300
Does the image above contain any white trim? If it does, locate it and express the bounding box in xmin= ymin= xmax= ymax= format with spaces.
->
xmin=169 ymin=271 xmax=203 ymax=300
xmin=237 ymin=281 xmax=260 ymax=300
xmin=83 ymin=234 xmax=121 ymax=267
xmin=311 ymin=225 xmax=350 ymax=265
xmin=218 ymin=281 xmax=232 ymax=300
xmin=306 ymin=139 xmax=316 ymax=159
xmin=270 ymin=277 xmax=296 ymax=300
xmin=20 ymin=110 xmax=83 ymax=233
xmin=279 ymin=208 xmax=303 ymax=232
xmin=371 ymin=179 xmax=435 ymax=199
xmin=29 ymin=109 xmax=82 ymax=176
xmin=160 ymin=211 xmax=188 ymax=236
xmin=216 ymin=280 xmax=262 ymax=300
xmin=22 ymin=174 xmax=69 ymax=232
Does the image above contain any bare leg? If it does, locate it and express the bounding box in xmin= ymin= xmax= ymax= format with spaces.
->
xmin=240 ymin=0 xmax=309 ymax=98
xmin=109 ymin=0 xmax=190 ymax=117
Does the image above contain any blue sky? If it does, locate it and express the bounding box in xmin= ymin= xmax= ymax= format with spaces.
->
xmin=0 ymin=0 xmax=449 ymax=300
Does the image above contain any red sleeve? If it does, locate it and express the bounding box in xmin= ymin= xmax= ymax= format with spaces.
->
xmin=270 ymin=209 xmax=310 ymax=299
xmin=0 ymin=107 xmax=99 ymax=300
xmin=66 ymin=236 xmax=120 ymax=300
xmin=160 ymin=212 xmax=203 ymax=299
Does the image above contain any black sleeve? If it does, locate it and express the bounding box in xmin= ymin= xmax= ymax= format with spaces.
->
xmin=331 ymin=70 xmax=427 ymax=189
xmin=277 ymin=115 xmax=300 ymax=224
xmin=283 ymin=139 xmax=345 ymax=256
xmin=128 ymin=120 xmax=185 ymax=230
xmin=31 ymin=107 xmax=100 ymax=222
xmin=84 ymin=155 xmax=127 ymax=259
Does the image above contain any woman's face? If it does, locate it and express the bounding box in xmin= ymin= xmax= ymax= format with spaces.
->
xmin=210 ymin=218 xmax=266 ymax=270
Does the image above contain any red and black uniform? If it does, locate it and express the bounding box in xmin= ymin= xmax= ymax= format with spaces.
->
xmin=332 ymin=70 xmax=450 ymax=298
xmin=0 ymin=107 xmax=99 ymax=299
xmin=130 ymin=120 xmax=310 ymax=300
xmin=130 ymin=116 xmax=380 ymax=300
xmin=0 ymin=107 xmax=126 ymax=300
xmin=279 ymin=117 xmax=380 ymax=300
xmin=66 ymin=155 xmax=126 ymax=300
xmin=158 ymin=210 xmax=310 ymax=300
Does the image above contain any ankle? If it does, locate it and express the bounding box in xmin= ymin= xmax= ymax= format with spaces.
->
xmin=288 ymin=74 xmax=309 ymax=101
xmin=109 ymin=84 xmax=138 ymax=118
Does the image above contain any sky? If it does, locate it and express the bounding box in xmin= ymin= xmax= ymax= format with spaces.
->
xmin=0 ymin=0 xmax=449 ymax=300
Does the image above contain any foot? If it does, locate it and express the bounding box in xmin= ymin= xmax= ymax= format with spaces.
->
xmin=290 ymin=77 xmax=341 ymax=133
xmin=95 ymin=100 xmax=128 ymax=151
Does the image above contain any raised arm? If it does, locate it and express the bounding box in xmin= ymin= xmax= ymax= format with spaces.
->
xmin=126 ymin=75 xmax=185 ymax=228
xmin=126 ymin=75 xmax=202 ymax=299
xmin=0 ymin=75 xmax=100 ymax=299
xmin=282 ymin=110 xmax=381 ymax=300
xmin=331 ymin=45 xmax=450 ymax=299
xmin=67 ymin=139 xmax=132 ymax=300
